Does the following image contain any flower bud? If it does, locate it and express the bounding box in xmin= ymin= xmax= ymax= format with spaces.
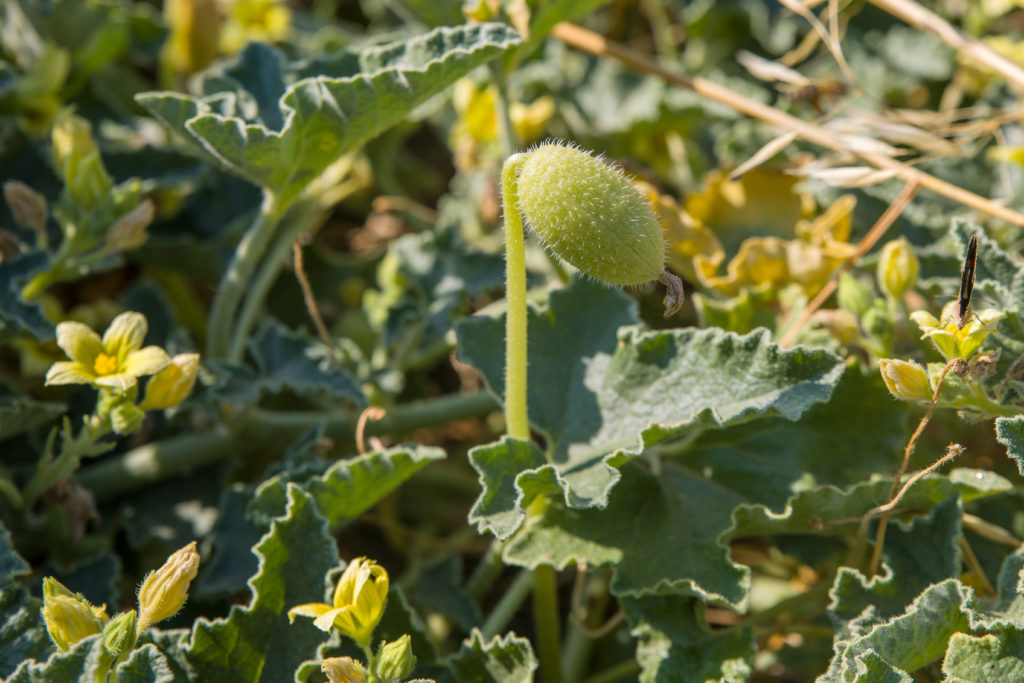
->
xmin=41 ymin=578 xmax=106 ymax=651
xmin=110 ymin=400 xmax=146 ymax=435
xmin=877 ymin=238 xmax=919 ymax=301
xmin=321 ymin=656 xmax=367 ymax=683
xmin=163 ymin=0 xmax=222 ymax=76
xmin=106 ymin=200 xmax=154 ymax=251
xmin=811 ymin=309 xmax=860 ymax=345
xmin=836 ymin=271 xmax=873 ymax=317
xmin=861 ymin=300 xmax=893 ymax=343
xmin=376 ymin=634 xmax=415 ymax=681
xmin=3 ymin=180 xmax=48 ymax=233
xmin=510 ymin=143 xmax=665 ymax=286
xmin=102 ymin=610 xmax=137 ymax=656
xmin=51 ymin=109 xmax=112 ymax=210
xmin=968 ymin=348 xmax=1001 ymax=382
xmin=137 ymin=541 xmax=200 ymax=631
xmin=880 ymin=359 xmax=933 ymax=402
xmin=139 ymin=353 xmax=200 ymax=411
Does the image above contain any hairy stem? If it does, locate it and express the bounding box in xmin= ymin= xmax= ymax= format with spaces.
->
xmin=207 ymin=192 xmax=284 ymax=358
xmin=500 ymin=155 xmax=530 ymax=440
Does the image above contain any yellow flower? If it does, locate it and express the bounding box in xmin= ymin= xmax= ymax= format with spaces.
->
xmin=219 ymin=0 xmax=291 ymax=54
xmin=139 ymin=353 xmax=200 ymax=410
xmin=137 ymin=541 xmax=200 ymax=632
xmin=880 ymin=359 xmax=933 ymax=402
xmin=45 ymin=312 xmax=171 ymax=393
xmin=288 ymin=557 xmax=389 ymax=647
xmin=910 ymin=303 xmax=1003 ymax=361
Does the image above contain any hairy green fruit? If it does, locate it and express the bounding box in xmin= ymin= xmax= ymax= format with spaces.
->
xmin=513 ymin=143 xmax=665 ymax=286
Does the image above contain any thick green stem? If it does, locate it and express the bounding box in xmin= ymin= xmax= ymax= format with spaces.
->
xmin=207 ymin=191 xmax=284 ymax=358
xmin=75 ymin=391 xmax=499 ymax=500
xmin=500 ymin=155 xmax=530 ymax=440
xmin=481 ymin=569 xmax=535 ymax=639
xmin=533 ymin=564 xmax=564 ymax=683
xmin=227 ymin=201 xmax=321 ymax=362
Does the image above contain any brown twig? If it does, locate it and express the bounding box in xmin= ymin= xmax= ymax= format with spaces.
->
xmin=570 ymin=563 xmax=625 ymax=639
xmin=779 ymin=179 xmax=919 ymax=347
xmin=550 ymin=22 xmax=1024 ymax=228
xmin=866 ymin=442 xmax=964 ymax=577
xmin=959 ymin=534 xmax=996 ymax=597
xmin=292 ymin=240 xmax=336 ymax=357
xmin=355 ymin=406 xmax=387 ymax=454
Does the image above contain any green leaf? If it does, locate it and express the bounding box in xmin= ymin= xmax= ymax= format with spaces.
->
xmin=115 ymin=643 xmax=175 ymax=682
xmin=730 ymin=468 xmax=1012 ymax=539
xmin=997 ymin=415 xmax=1024 ymax=477
xmin=0 ymin=523 xmax=51 ymax=678
xmin=828 ymin=498 xmax=963 ymax=639
xmin=137 ymin=24 xmax=522 ymax=203
xmin=447 ymin=630 xmax=537 ymax=683
xmin=207 ymin=321 xmax=365 ymax=406
xmin=943 ymin=631 xmax=1024 ymax=682
xmin=457 ymin=277 xmax=844 ymax=511
xmin=194 ymin=485 xmax=263 ymax=599
xmin=0 ymin=382 xmax=63 ymax=440
xmin=623 ymin=594 xmax=755 ymax=683
xmin=182 ymin=487 xmax=339 ymax=682
xmin=0 ymin=252 xmax=52 ymax=341
xmin=7 ymin=637 xmax=101 ymax=683
xmin=403 ymin=555 xmax=482 ymax=634
xmin=503 ymin=461 xmax=750 ymax=606
xmin=685 ymin=367 xmax=905 ymax=509
xmin=248 ymin=445 xmax=445 ymax=531
xmin=822 ymin=579 xmax=974 ymax=681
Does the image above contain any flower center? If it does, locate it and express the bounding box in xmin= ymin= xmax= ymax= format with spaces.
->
xmin=93 ymin=353 xmax=118 ymax=376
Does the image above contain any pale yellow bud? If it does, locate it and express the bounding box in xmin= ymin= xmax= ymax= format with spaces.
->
xmin=41 ymin=578 xmax=106 ymax=651
xmin=106 ymin=200 xmax=154 ymax=251
xmin=879 ymin=359 xmax=933 ymax=402
xmin=376 ymin=634 xmax=415 ymax=681
xmin=139 ymin=353 xmax=200 ymax=410
xmin=321 ymin=656 xmax=367 ymax=683
xmin=51 ymin=108 xmax=112 ymax=209
xmin=137 ymin=541 xmax=200 ymax=631
xmin=877 ymin=238 xmax=919 ymax=300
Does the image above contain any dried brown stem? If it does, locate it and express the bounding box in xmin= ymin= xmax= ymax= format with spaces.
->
xmin=292 ymin=240 xmax=335 ymax=357
xmin=550 ymin=22 xmax=1024 ymax=228
xmin=355 ymin=406 xmax=387 ymax=455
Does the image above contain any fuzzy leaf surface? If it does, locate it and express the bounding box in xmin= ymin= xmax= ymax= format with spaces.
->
xmin=182 ymin=487 xmax=338 ymax=682
xmin=0 ymin=524 xmax=50 ymax=677
xmin=457 ymin=277 xmax=844 ymax=512
xmin=448 ymin=630 xmax=537 ymax=683
xmin=623 ymin=594 xmax=755 ymax=682
xmin=137 ymin=24 xmax=521 ymax=203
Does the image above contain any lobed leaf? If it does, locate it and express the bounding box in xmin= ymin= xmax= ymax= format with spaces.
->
xmin=623 ymin=594 xmax=755 ymax=682
xmin=457 ymin=276 xmax=845 ymax=512
xmin=137 ymin=24 xmax=522 ymax=203
xmin=182 ymin=487 xmax=339 ymax=682
xmin=0 ymin=524 xmax=50 ymax=677
xmin=997 ymin=415 xmax=1024 ymax=477
xmin=447 ymin=630 xmax=537 ymax=683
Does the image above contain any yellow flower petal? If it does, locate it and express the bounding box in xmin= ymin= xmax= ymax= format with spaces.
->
xmin=314 ymin=607 xmax=346 ymax=632
xmin=288 ymin=602 xmax=332 ymax=623
xmin=44 ymin=361 xmax=96 ymax=386
xmin=55 ymin=321 xmax=103 ymax=365
xmin=102 ymin=312 xmax=148 ymax=360
xmin=93 ymin=372 xmax=138 ymax=392
xmin=122 ymin=346 xmax=172 ymax=378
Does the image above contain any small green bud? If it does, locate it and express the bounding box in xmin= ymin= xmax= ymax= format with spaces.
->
xmin=968 ymin=348 xmax=1001 ymax=382
xmin=3 ymin=180 xmax=48 ymax=233
xmin=321 ymin=656 xmax=367 ymax=683
xmin=105 ymin=200 xmax=154 ymax=251
xmin=880 ymin=359 xmax=933 ymax=402
xmin=861 ymin=300 xmax=893 ymax=342
xmin=139 ymin=353 xmax=200 ymax=411
xmin=511 ymin=143 xmax=665 ymax=287
xmin=376 ymin=634 xmax=415 ymax=682
xmin=41 ymin=578 xmax=106 ymax=651
xmin=836 ymin=271 xmax=873 ymax=317
xmin=110 ymin=400 xmax=146 ymax=435
xmin=51 ymin=108 xmax=112 ymax=210
xmin=877 ymin=237 xmax=919 ymax=301
xmin=102 ymin=610 xmax=137 ymax=657
xmin=137 ymin=541 xmax=200 ymax=632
